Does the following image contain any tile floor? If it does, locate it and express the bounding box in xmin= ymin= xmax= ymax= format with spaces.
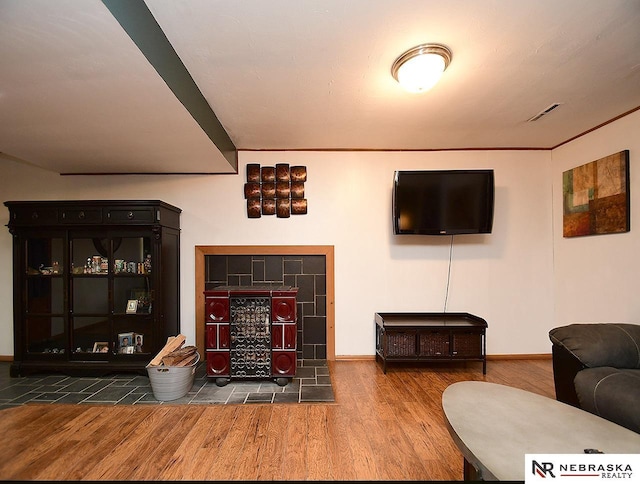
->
xmin=0 ymin=359 xmax=334 ymax=411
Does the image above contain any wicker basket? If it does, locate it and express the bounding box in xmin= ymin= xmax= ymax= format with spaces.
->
xmin=387 ymin=331 xmax=416 ymax=357
xmin=419 ymin=331 xmax=450 ymax=356
xmin=452 ymin=333 xmax=482 ymax=356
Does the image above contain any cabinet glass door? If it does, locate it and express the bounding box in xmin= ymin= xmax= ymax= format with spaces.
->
xmin=70 ymin=237 xmax=110 ymax=356
xmin=112 ymin=236 xmax=153 ymax=355
xmin=24 ymin=237 xmax=65 ymax=355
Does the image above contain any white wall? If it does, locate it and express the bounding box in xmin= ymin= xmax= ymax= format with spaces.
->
xmin=0 ymin=148 xmax=555 ymax=358
xmin=552 ymin=109 xmax=640 ymax=325
xmin=240 ymin=150 xmax=555 ymax=356
xmin=4 ymin=111 xmax=638 ymax=360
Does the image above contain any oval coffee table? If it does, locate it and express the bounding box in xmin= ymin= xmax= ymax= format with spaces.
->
xmin=442 ymin=381 xmax=640 ymax=481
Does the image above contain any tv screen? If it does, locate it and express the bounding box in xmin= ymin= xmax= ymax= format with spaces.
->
xmin=393 ymin=169 xmax=495 ymax=235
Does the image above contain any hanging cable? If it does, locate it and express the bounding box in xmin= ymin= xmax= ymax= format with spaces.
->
xmin=443 ymin=235 xmax=454 ymax=313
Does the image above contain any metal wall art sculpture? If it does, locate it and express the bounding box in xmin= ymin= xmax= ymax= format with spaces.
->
xmin=245 ymin=163 xmax=308 ymax=218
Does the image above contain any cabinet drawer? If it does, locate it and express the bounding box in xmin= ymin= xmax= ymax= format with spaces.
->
xmin=59 ymin=209 xmax=103 ymax=224
xmin=106 ymin=208 xmax=155 ymax=224
xmin=9 ymin=207 xmax=58 ymax=226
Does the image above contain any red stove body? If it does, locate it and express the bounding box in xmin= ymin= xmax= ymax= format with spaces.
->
xmin=204 ymin=286 xmax=297 ymax=386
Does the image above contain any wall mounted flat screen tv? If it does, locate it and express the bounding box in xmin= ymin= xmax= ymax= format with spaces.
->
xmin=393 ymin=169 xmax=495 ymax=235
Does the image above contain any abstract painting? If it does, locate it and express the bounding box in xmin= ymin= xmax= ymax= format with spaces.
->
xmin=563 ymin=150 xmax=629 ymax=237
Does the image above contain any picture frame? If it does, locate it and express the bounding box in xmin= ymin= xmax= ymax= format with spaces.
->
xmin=126 ymin=299 xmax=138 ymax=314
xmin=93 ymin=342 xmax=109 ymax=353
xmin=134 ymin=333 xmax=144 ymax=353
xmin=118 ymin=332 xmax=134 ymax=350
xmin=563 ymin=150 xmax=630 ymax=237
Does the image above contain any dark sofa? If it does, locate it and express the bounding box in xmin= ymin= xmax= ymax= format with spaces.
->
xmin=549 ymin=323 xmax=640 ymax=434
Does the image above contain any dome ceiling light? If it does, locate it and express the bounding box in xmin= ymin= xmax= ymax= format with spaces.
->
xmin=391 ymin=43 xmax=452 ymax=93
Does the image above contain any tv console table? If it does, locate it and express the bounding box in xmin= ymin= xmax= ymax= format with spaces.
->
xmin=375 ymin=312 xmax=487 ymax=374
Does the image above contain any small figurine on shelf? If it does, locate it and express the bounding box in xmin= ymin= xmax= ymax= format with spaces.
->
xmin=92 ymin=255 xmax=101 ymax=273
xmin=144 ymin=254 xmax=152 ymax=274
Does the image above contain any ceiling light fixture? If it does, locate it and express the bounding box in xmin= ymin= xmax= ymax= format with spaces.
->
xmin=391 ymin=43 xmax=452 ymax=93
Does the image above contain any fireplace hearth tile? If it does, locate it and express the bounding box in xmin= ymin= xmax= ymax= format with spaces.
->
xmin=246 ymin=392 xmax=274 ymax=403
xmin=302 ymin=256 xmax=325 ymax=274
xmin=294 ymin=366 xmax=316 ymax=379
xmin=264 ymin=256 xmax=283 ymax=281
xmin=300 ymin=385 xmax=335 ymax=402
xmin=316 ymin=375 xmax=332 ymax=385
xmin=282 ymin=382 xmax=301 ymax=394
xmin=0 ymin=360 xmax=335 ymax=409
xmin=284 ymin=259 xmax=302 ymax=275
xmin=228 ymin=255 xmax=252 ymax=275
xmin=315 ymin=365 xmax=329 ymax=375
xmin=304 ymin=317 xmax=327 ymax=344
xmin=273 ymin=392 xmax=301 ymax=403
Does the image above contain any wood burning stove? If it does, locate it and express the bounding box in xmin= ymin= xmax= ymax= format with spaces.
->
xmin=204 ymin=286 xmax=297 ymax=386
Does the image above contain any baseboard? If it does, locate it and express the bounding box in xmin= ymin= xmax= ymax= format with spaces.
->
xmin=335 ymin=354 xmax=552 ymax=361
xmin=487 ymin=353 xmax=551 ymax=360
xmin=0 ymin=355 xmax=14 ymax=362
xmin=335 ymin=355 xmax=376 ymax=361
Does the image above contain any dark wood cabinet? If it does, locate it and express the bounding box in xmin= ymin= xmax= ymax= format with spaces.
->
xmin=5 ymin=200 xmax=181 ymax=377
xmin=375 ymin=312 xmax=487 ymax=374
xmin=204 ymin=286 xmax=297 ymax=386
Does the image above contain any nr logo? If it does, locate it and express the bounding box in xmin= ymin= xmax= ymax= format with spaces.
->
xmin=533 ymin=461 xmax=556 ymax=478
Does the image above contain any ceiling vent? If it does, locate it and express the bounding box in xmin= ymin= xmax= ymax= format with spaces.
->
xmin=527 ymin=103 xmax=563 ymax=122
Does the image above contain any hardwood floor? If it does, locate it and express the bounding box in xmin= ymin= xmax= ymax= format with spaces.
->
xmin=0 ymin=358 xmax=555 ymax=481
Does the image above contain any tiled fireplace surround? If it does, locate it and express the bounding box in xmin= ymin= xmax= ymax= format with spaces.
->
xmin=202 ymin=250 xmax=329 ymax=361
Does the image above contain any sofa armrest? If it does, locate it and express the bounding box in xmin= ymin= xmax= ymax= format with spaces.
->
xmin=549 ymin=323 xmax=640 ymax=369
xmin=551 ymin=343 xmax=584 ymax=407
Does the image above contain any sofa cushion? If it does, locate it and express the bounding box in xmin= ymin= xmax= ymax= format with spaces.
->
xmin=575 ymin=367 xmax=640 ymax=433
xmin=549 ymin=323 xmax=640 ymax=369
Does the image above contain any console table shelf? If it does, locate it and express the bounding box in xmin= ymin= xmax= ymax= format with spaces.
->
xmin=375 ymin=312 xmax=487 ymax=374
